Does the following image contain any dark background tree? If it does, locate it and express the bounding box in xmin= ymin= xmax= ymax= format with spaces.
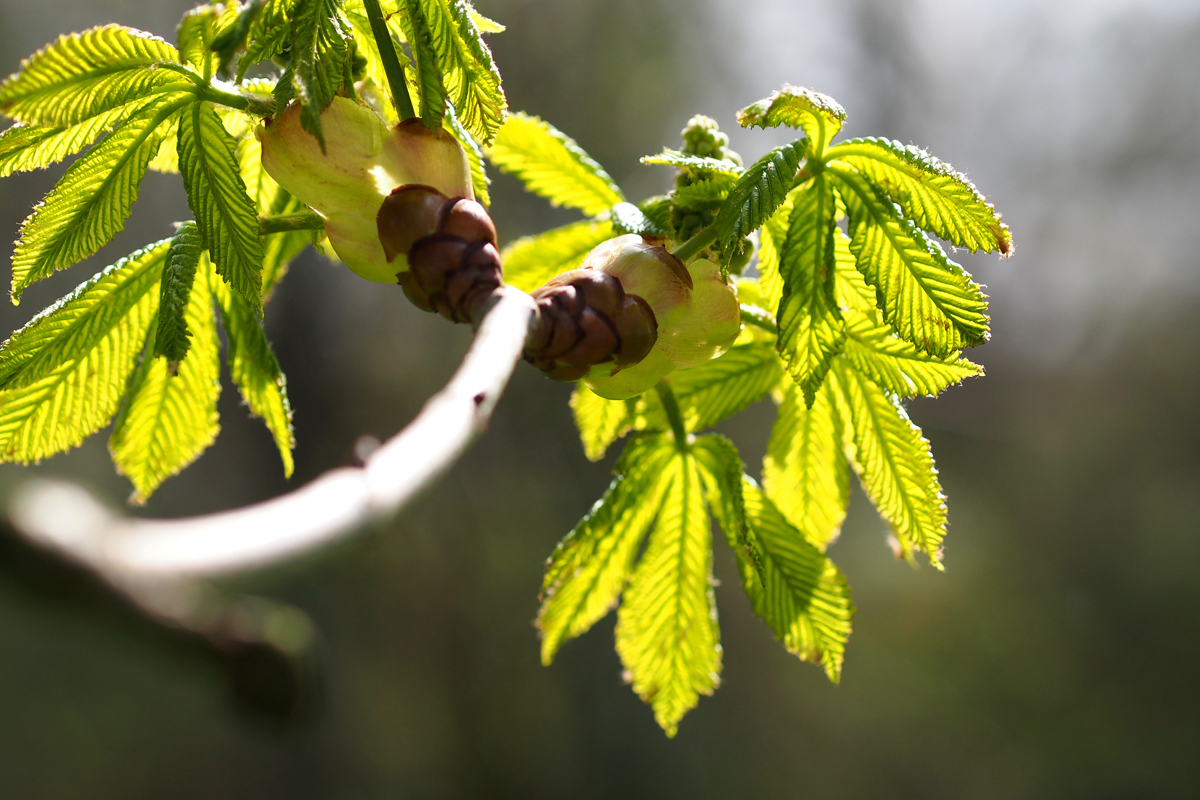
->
xmin=0 ymin=0 xmax=1198 ymax=796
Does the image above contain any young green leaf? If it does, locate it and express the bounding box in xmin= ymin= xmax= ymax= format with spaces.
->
xmin=672 ymin=175 xmax=735 ymax=210
xmin=762 ymin=379 xmax=848 ymax=550
xmin=11 ymin=95 xmax=188 ymax=302
xmin=288 ymin=0 xmax=352 ymax=148
xmin=715 ymin=139 xmax=807 ymax=251
xmin=776 ymin=175 xmax=844 ymax=406
xmin=0 ymin=103 xmax=144 ymax=178
xmin=570 ymin=384 xmax=633 ymax=462
xmin=489 ymin=112 xmax=624 ymax=217
xmin=615 ymin=448 xmax=721 ymax=737
xmin=500 ymin=219 xmax=613 ymax=293
xmin=213 ymin=273 xmax=295 ymax=477
xmin=177 ymin=101 xmax=265 ymax=313
xmin=611 ymin=202 xmax=671 ymax=239
xmin=827 ymin=137 xmax=1012 ymax=255
xmin=445 ymin=103 xmax=491 ymax=206
xmin=177 ymin=5 xmax=222 ymax=77
xmin=154 ymin=221 xmax=204 ymax=364
xmin=754 ymin=187 xmax=794 ymax=314
xmin=641 ymin=149 xmax=741 ymax=178
xmin=832 ymin=164 xmax=989 ymax=356
xmin=736 ymin=85 xmax=846 ymax=155
xmin=0 ymin=25 xmax=188 ymax=127
xmin=110 ymin=255 xmax=221 ymax=501
xmin=0 ymin=240 xmax=168 ymax=462
xmin=468 ymin=7 xmax=504 ymax=33
xmin=830 ymin=360 xmax=946 ymax=567
xmin=725 ymin=475 xmax=853 ymax=681
xmin=539 ymin=433 xmax=675 ymax=664
xmin=639 ymin=341 xmax=783 ymax=434
xmin=400 ymin=0 xmax=448 ymax=130
xmin=237 ymin=0 xmax=293 ymax=81
xmin=691 ymin=434 xmax=762 ymax=577
xmin=407 ymin=0 xmax=506 ymax=145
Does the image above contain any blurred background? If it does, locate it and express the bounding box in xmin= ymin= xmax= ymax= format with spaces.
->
xmin=1 ymin=0 xmax=1199 ymax=796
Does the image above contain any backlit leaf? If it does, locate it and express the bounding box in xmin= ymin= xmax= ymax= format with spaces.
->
xmin=570 ymin=384 xmax=634 ymax=462
xmin=715 ymin=138 xmax=806 ymax=251
xmin=641 ymin=149 xmax=741 ymax=178
xmin=639 ymin=342 xmax=782 ymax=434
xmin=736 ymin=85 xmax=846 ymax=154
xmin=154 ymin=221 xmax=204 ymax=364
xmin=289 ymin=0 xmax=352 ymax=148
xmin=0 ymin=103 xmax=143 ymax=177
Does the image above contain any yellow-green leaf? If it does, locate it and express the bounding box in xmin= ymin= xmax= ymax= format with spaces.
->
xmin=570 ymin=383 xmax=634 ymax=462
xmin=500 ymin=218 xmax=613 ymax=293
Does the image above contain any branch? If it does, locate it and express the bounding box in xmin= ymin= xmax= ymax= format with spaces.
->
xmin=6 ymin=286 xmax=537 ymax=581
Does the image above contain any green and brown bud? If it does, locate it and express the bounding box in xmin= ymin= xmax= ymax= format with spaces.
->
xmin=526 ymin=234 xmax=741 ymax=400
xmin=258 ymin=96 xmax=473 ymax=284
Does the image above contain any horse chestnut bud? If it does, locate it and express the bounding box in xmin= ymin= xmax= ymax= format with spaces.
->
xmin=258 ymin=97 xmax=473 ymax=283
xmin=525 ymin=234 xmax=741 ymax=400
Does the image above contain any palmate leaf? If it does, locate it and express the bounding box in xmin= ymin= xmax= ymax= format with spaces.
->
xmin=763 ymin=379 xmax=849 ymax=551
xmin=710 ymin=470 xmax=853 ymax=681
xmin=570 ymin=384 xmax=634 ymax=462
xmin=407 ymin=0 xmax=506 ymax=146
xmin=827 ymin=137 xmax=1012 ymax=255
xmin=177 ymin=5 xmax=226 ymax=77
xmin=714 ymin=138 xmax=806 ymax=251
xmin=776 ymin=175 xmax=844 ymax=406
xmin=0 ymin=240 xmax=168 ymax=463
xmin=690 ymin=434 xmax=761 ymax=576
xmin=736 ymin=84 xmax=846 ymax=155
xmin=110 ymin=255 xmax=221 ymax=502
xmin=615 ymin=447 xmax=721 ymax=738
xmin=401 ymin=0 xmax=449 ymax=130
xmin=154 ymin=221 xmax=204 ymax=364
xmin=829 ymin=360 xmax=946 ymax=567
xmin=832 ymin=164 xmax=989 ymax=356
xmin=289 ymin=0 xmax=352 ymax=148
xmin=0 ymin=103 xmax=144 ymax=178
xmin=178 ymin=101 xmax=264 ymax=313
xmin=500 ymin=219 xmax=613 ymax=293
xmin=0 ymin=25 xmax=187 ymax=127
xmin=639 ymin=341 xmax=782 ymax=434
xmin=11 ymin=94 xmax=189 ymax=302
xmin=213 ymin=273 xmax=295 ymax=476
xmin=489 ymin=112 xmax=624 ymax=217
xmin=538 ymin=434 xmax=675 ymax=665
xmin=755 ymin=186 xmax=793 ymax=314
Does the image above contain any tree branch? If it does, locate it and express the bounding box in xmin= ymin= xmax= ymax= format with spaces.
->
xmin=6 ymin=286 xmax=537 ymax=581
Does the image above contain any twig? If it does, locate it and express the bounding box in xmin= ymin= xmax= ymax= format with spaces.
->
xmin=6 ymin=286 xmax=537 ymax=580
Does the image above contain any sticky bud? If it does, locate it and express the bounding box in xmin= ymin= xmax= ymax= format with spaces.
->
xmin=525 ymin=234 xmax=741 ymax=400
xmin=258 ymin=97 xmax=473 ymax=283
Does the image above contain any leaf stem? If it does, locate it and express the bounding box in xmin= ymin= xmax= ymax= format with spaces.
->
xmin=672 ymin=224 xmax=718 ymax=263
xmin=362 ymin=0 xmax=417 ymax=122
xmin=655 ymin=382 xmax=689 ymax=452
xmin=259 ymin=210 xmax=325 ymax=234
xmin=198 ymin=82 xmax=276 ymax=116
xmin=739 ymin=303 xmax=777 ymax=334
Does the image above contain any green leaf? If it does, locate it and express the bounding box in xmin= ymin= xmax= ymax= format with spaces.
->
xmin=830 ymin=360 xmax=946 ymax=567
xmin=539 ymin=434 xmax=675 ymax=664
xmin=776 ymin=175 xmax=844 ymax=406
xmin=570 ymin=383 xmax=633 ymax=462
xmin=489 ymin=112 xmax=624 ymax=216
xmin=408 ymin=0 xmax=506 ymax=145
xmin=178 ymin=101 xmax=265 ymax=313
xmin=736 ymin=85 xmax=846 ymax=154
xmin=754 ymin=186 xmax=793 ymax=314
xmin=154 ymin=221 xmax=204 ymax=364
xmin=639 ymin=342 xmax=783 ymax=434
xmin=0 ymin=103 xmax=144 ymax=178
xmin=289 ymin=0 xmax=352 ymax=148
xmin=611 ymin=202 xmax=671 ymax=239
xmin=0 ymin=240 xmax=168 ymax=462
xmin=500 ymin=219 xmax=613 ymax=293
xmin=11 ymin=95 xmax=186 ymax=302
xmin=110 ymin=254 xmax=221 ymax=501
xmin=237 ymin=0 xmax=293 ymax=80
xmin=716 ymin=474 xmax=853 ymax=681
xmin=715 ymin=139 xmax=806 ymax=251
xmin=400 ymin=0 xmax=448 ymax=130
xmin=827 ymin=137 xmax=1012 ymax=255
xmin=0 ymin=25 xmax=188 ymax=126
xmin=177 ymin=5 xmax=221 ymax=77
xmin=832 ymin=164 xmax=989 ymax=356
xmin=672 ymin=175 xmax=735 ymax=210
xmin=762 ymin=379 xmax=848 ymax=550
xmin=691 ymin=434 xmax=762 ymax=578
xmin=616 ymin=447 xmax=721 ymax=737
xmin=445 ymin=102 xmax=490 ymax=206
xmin=213 ymin=271 xmax=295 ymax=477
xmin=468 ymin=7 xmax=505 ymax=33
xmin=641 ymin=149 xmax=742 ymax=178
